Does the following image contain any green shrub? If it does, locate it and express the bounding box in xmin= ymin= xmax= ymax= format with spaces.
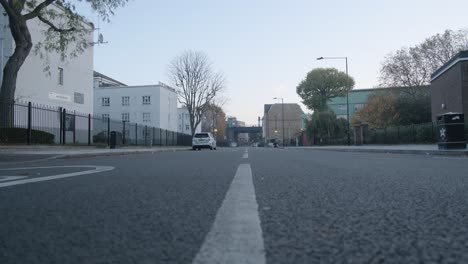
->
xmin=0 ymin=127 xmax=54 ymax=144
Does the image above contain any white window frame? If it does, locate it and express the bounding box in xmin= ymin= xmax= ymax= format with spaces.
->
xmin=122 ymin=96 xmax=130 ymax=106
xmin=142 ymin=112 xmax=151 ymax=122
xmin=102 ymin=97 xmax=110 ymax=107
xmin=102 ymin=114 xmax=109 ymax=122
xmin=122 ymin=113 xmax=130 ymax=122
xmin=142 ymin=96 xmax=151 ymax=105
xmin=58 ymin=67 xmax=64 ymax=85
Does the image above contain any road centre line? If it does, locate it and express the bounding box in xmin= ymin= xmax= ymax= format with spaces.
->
xmin=192 ymin=164 xmax=266 ymax=264
xmin=0 ymin=166 xmax=115 ymax=188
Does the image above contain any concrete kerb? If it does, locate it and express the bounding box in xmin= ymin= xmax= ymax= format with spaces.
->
xmin=0 ymin=146 xmax=191 ymax=161
xmin=57 ymin=147 xmax=191 ymax=159
xmin=288 ymin=146 xmax=468 ymax=157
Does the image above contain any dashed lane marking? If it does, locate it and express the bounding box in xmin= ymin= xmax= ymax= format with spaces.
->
xmin=192 ymin=164 xmax=265 ymax=264
xmin=0 ymin=165 xmax=115 ymax=188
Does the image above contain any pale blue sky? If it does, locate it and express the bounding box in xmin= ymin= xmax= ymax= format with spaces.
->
xmin=80 ymin=0 xmax=468 ymax=125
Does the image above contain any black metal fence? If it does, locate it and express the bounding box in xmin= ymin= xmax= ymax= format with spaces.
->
xmin=310 ymin=122 xmax=468 ymax=146
xmin=366 ymin=122 xmax=438 ymax=144
xmin=0 ymin=101 xmax=192 ymax=147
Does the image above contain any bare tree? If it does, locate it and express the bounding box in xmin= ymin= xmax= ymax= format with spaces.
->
xmin=380 ymin=29 xmax=468 ymax=93
xmin=0 ymin=0 xmax=128 ymax=126
xmin=168 ymin=50 xmax=225 ymax=136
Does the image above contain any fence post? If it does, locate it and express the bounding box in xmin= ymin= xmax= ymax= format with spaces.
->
xmin=145 ymin=125 xmax=148 ymax=146
xmin=431 ymin=122 xmax=434 ymax=142
xmin=88 ymin=114 xmax=91 ymax=146
xmin=107 ymin=117 xmax=110 ymax=146
xmin=160 ymin=129 xmax=162 ymax=146
xmin=122 ymin=121 xmax=126 ymax=145
xmin=135 ymin=124 xmax=138 ymax=146
xmin=73 ymin=110 xmax=76 ymax=144
xmin=27 ymin=102 xmax=32 ymax=145
xmin=166 ymin=130 xmax=168 ymax=145
xmin=152 ymin=127 xmax=155 ymax=146
xmin=62 ymin=108 xmax=66 ymax=145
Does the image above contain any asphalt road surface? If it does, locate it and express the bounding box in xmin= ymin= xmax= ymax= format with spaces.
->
xmin=1 ymin=148 xmax=468 ymax=263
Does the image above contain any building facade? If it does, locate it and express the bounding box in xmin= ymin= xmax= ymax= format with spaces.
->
xmin=0 ymin=5 xmax=94 ymax=114
xmin=327 ymin=86 xmax=430 ymax=121
xmin=431 ymin=51 xmax=468 ymax=121
xmin=177 ymin=107 xmax=201 ymax=135
xmin=94 ymin=81 xmax=178 ymax=132
xmin=262 ymin=103 xmax=304 ymax=144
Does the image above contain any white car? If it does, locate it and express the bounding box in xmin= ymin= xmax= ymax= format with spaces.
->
xmin=192 ymin=132 xmax=217 ymax=150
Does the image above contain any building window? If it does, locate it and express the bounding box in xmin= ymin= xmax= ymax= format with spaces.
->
xmin=102 ymin=97 xmax=110 ymax=107
xmin=142 ymin=96 xmax=151 ymax=105
xmin=58 ymin=67 xmax=64 ymax=85
xmin=122 ymin=96 xmax=130 ymax=106
xmin=102 ymin=114 xmax=109 ymax=122
xmin=122 ymin=113 xmax=130 ymax=122
xmin=338 ymin=104 xmax=347 ymax=110
xmin=142 ymin=128 xmax=150 ymax=138
xmin=185 ymin=124 xmax=190 ymax=130
xmin=142 ymin=112 xmax=151 ymax=122
xmin=354 ymin=104 xmax=364 ymax=111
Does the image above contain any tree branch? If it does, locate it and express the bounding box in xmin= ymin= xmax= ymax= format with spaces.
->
xmin=0 ymin=0 xmax=17 ymax=19
xmin=37 ymin=14 xmax=76 ymax=33
xmin=24 ymin=0 xmax=55 ymax=20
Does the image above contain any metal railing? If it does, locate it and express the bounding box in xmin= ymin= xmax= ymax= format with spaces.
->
xmin=0 ymin=101 xmax=192 ymax=147
xmin=309 ymin=122 xmax=468 ymax=145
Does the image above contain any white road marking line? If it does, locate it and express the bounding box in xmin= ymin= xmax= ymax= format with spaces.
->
xmin=242 ymin=153 xmax=249 ymax=159
xmin=0 ymin=166 xmax=114 ymax=188
xmin=0 ymin=176 xmax=28 ymax=182
xmin=193 ymin=164 xmax=265 ymax=264
xmin=245 ymin=149 xmax=248 ymax=153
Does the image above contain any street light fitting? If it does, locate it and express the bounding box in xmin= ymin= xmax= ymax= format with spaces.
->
xmin=316 ymin=57 xmax=324 ymax=60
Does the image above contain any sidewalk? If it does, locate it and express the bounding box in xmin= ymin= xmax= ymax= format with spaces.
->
xmin=289 ymin=144 xmax=468 ymax=156
xmin=0 ymin=145 xmax=190 ymax=160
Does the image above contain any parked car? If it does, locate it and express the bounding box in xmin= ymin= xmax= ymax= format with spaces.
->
xmin=192 ymin=132 xmax=217 ymax=150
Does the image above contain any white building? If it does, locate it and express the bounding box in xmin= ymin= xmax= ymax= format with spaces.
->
xmin=177 ymin=107 xmax=201 ymax=135
xmin=0 ymin=5 xmax=94 ymax=114
xmin=94 ymin=77 xmax=178 ymax=132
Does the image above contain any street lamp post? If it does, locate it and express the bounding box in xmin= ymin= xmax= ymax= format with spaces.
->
xmin=273 ymin=97 xmax=285 ymax=147
xmin=317 ymin=56 xmax=350 ymax=146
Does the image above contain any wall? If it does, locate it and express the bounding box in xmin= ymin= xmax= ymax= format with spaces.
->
xmin=431 ymin=62 xmax=464 ymax=121
xmin=94 ymin=85 xmax=178 ymax=132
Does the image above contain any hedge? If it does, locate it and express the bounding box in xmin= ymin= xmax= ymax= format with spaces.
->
xmin=0 ymin=127 xmax=55 ymax=144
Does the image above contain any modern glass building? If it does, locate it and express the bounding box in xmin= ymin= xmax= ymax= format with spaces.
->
xmin=327 ymin=89 xmax=374 ymax=120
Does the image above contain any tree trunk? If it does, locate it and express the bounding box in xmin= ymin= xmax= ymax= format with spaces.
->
xmin=0 ymin=16 xmax=33 ymax=128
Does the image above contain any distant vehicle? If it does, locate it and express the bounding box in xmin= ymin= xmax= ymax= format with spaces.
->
xmin=267 ymin=142 xmax=274 ymax=147
xmin=257 ymin=142 xmax=265 ymax=147
xmin=230 ymin=142 xmax=238 ymax=147
xmin=192 ymin=132 xmax=217 ymax=150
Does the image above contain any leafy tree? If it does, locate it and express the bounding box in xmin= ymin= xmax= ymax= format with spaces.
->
xmin=394 ymin=90 xmax=431 ymax=125
xmin=0 ymin=0 xmax=128 ymax=126
xmin=297 ymin=68 xmax=354 ymax=111
xmin=307 ymin=111 xmax=347 ymax=139
xmin=353 ymin=92 xmax=399 ymax=128
xmin=168 ymin=50 xmax=225 ymax=136
xmin=380 ymin=29 xmax=468 ymax=88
